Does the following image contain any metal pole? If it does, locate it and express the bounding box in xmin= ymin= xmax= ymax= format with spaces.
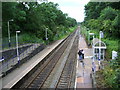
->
xmin=99 ymin=31 xmax=101 ymax=68
xmin=46 ymin=28 xmax=48 ymax=40
xmin=92 ymin=34 xmax=95 ymax=62
xmin=16 ymin=31 xmax=20 ymax=64
xmin=8 ymin=21 xmax=11 ymax=47
xmin=87 ymin=31 xmax=89 ymax=44
xmin=8 ymin=19 xmax=13 ymax=47
xmin=99 ymin=34 xmax=101 ymax=60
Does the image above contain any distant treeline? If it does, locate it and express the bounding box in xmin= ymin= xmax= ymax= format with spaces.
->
xmin=2 ymin=2 xmax=77 ymax=41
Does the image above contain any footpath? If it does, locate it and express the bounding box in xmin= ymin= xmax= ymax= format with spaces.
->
xmin=75 ymin=35 xmax=99 ymax=88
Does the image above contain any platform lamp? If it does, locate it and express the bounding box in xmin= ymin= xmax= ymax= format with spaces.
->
xmin=46 ymin=28 xmax=48 ymax=40
xmin=8 ymin=19 xmax=14 ymax=47
xmin=98 ymin=31 xmax=104 ymax=69
xmin=16 ymin=31 xmax=20 ymax=64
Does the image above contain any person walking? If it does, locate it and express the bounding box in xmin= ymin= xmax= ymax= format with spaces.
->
xmin=78 ymin=49 xmax=84 ymax=61
xmin=81 ymin=49 xmax=84 ymax=59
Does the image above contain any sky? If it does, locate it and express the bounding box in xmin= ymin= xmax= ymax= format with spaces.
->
xmin=48 ymin=0 xmax=90 ymax=22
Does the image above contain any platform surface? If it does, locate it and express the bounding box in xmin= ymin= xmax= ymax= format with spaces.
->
xmin=75 ymin=35 xmax=99 ymax=88
xmin=1 ymin=40 xmax=63 ymax=89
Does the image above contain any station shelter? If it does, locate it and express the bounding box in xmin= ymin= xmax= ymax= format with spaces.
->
xmin=92 ymin=38 xmax=106 ymax=60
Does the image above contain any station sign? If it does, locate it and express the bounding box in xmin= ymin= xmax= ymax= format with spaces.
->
xmin=100 ymin=31 xmax=104 ymax=38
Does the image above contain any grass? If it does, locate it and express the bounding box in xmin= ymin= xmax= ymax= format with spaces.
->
xmin=18 ymin=33 xmax=44 ymax=44
xmin=61 ymin=26 xmax=77 ymax=39
xmin=2 ymin=33 xmax=44 ymax=50
xmin=102 ymin=39 xmax=118 ymax=59
xmin=53 ymin=26 xmax=77 ymax=41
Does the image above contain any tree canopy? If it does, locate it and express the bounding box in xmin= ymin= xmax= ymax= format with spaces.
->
xmin=83 ymin=2 xmax=120 ymax=38
xmin=2 ymin=2 xmax=77 ymax=41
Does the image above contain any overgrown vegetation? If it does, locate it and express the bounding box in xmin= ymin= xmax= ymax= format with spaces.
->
xmin=2 ymin=2 xmax=77 ymax=47
xmin=81 ymin=2 xmax=120 ymax=88
xmin=2 ymin=26 xmax=76 ymax=50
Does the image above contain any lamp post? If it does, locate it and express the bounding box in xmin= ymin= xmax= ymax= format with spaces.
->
xmin=56 ymin=27 xmax=59 ymax=37
xmin=45 ymin=28 xmax=48 ymax=40
xmin=16 ymin=31 xmax=20 ymax=64
xmin=8 ymin=19 xmax=14 ymax=47
xmin=89 ymin=33 xmax=96 ymax=73
xmin=91 ymin=33 xmax=95 ymax=62
xmin=87 ymin=29 xmax=90 ymax=45
xmin=98 ymin=31 xmax=104 ymax=69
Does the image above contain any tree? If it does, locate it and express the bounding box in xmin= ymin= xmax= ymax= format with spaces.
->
xmin=84 ymin=2 xmax=107 ymax=21
xmin=2 ymin=2 xmax=77 ymax=42
xmin=112 ymin=12 xmax=120 ymax=37
xmin=2 ymin=2 xmax=18 ymax=37
xmin=99 ymin=7 xmax=117 ymax=21
xmin=84 ymin=2 xmax=119 ymax=38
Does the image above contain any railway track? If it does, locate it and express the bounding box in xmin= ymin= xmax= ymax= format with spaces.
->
xmin=56 ymin=33 xmax=78 ymax=88
xmin=12 ymin=29 xmax=79 ymax=89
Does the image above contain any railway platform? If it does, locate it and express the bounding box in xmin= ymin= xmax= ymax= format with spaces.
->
xmin=75 ymin=35 xmax=99 ymax=88
xmin=1 ymin=39 xmax=63 ymax=89
xmin=1 ymin=29 xmax=99 ymax=89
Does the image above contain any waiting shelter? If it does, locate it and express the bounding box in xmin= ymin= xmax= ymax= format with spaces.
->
xmin=92 ymin=38 xmax=106 ymax=60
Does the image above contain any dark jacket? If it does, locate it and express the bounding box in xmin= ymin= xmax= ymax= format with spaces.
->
xmin=78 ymin=50 xmax=82 ymax=56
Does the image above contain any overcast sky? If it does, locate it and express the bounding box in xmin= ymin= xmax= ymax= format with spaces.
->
xmin=48 ymin=0 xmax=90 ymax=22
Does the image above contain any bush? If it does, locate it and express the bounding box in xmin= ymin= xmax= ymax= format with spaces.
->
xmin=102 ymin=39 xmax=118 ymax=59
xmin=19 ymin=33 xmax=44 ymax=44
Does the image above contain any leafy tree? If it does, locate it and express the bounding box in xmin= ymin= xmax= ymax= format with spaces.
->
xmin=2 ymin=2 xmax=77 ymax=42
xmin=112 ymin=12 xmax=120 ymax=37
xmin=84 ymin=2 xmax=107 ymax=21
xmin=66 ymin=17 xmax=77 ymax=27
xmin=84 ymin=2 xmax=120 ymax=38
xmin=102 ymin=20 xmax=113 ymax=37
xmin=99 ymin=7 xmax=117 ymax=21
xmin=2 ymin=2 xmax=17 ymax=21
xmin=2 ymin=2 xmax=18 ymax=37
xmin=107 ymin=2 xmax=120 ymax=10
